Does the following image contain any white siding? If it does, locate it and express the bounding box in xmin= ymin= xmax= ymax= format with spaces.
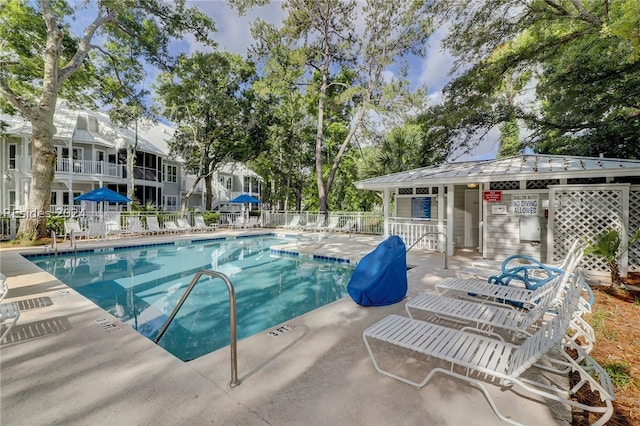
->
xmin=483 ymin=191 xmax=548 ymax=261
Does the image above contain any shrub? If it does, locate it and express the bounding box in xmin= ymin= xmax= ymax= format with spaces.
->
xmin=203 ymin=211 xmax=220 ymax=225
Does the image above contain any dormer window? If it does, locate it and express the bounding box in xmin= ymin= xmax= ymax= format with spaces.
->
xmin=76 ymin=116 xmax=88 ymax=130
xmin=88 ymin=117 xmax=98 ymax=132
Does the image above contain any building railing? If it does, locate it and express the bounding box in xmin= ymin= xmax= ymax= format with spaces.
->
xmin=2 ymin=210 xmax=441 ymax=245
xmin=21 ymin=156 xmax=124 ymax=178
xmin=259 ymin=211 xmax=384 ymax=234
xmin=388 ymin=217 xmax=447 ymax=251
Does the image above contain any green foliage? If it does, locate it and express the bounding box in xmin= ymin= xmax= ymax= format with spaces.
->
xmin=584 ymin=228 xmax=640 ymax=286
xmin=601 ymin=361 xmax=633 ymax=389
xmin=203 ymin=211 xmax=220 ymax=225
xmin=45 ymin=215 xmax=65 ymax=237
xmin=248 ymin=0 xmax=433 ymax=212
xmin=423 ymin=0 xmax=640 ymax=158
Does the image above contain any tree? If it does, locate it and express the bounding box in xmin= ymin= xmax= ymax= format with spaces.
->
xmin=249 ymin=0 xmax=433 ymax=212
xmin=154 ymin=52 xmax=266 ymax=210
xmin=0 ymin=0 xmax=215 ymax=240
xmin=584 ymin=228 xmax=640 ymax=290
xmin=425 ymin=0 xmax=640 ymax=158
xmin=366 ymin=124 xmax=425 ymax=177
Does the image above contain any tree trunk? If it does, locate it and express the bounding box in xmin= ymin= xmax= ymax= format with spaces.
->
xmin=325 ymin=105 xmax=366 ymax=197
xmin=609 ymin=261 xmax=622 ymax=289
xmin=17 ymin=110 xmax=57 ymax=240
xmin=181 ymin=176 xmax=202 ymax=211
xmin=315 ymin=42 xmax=330 ymax=213
xmin=205 ymin=174 xmax=213 ymax=210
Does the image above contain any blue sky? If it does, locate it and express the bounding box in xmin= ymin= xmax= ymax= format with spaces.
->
xmin=177 ymin=1 xmax=499 ymax=160
xmin=69 ymin=0 xmax=498 ymax=160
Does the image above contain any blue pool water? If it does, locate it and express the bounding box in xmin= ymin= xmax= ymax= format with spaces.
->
xmin=28 ymin=235 xmax=354 ymax=361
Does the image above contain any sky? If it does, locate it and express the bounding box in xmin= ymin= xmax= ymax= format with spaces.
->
xmin=74 ymin=0 xmax=499 ymax=161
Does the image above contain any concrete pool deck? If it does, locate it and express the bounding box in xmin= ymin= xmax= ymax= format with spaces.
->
xmin=0 ymin=230 xmax=570 ymax=425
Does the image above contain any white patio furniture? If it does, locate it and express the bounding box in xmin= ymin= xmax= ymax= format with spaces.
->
xmin=363 ymin=270 xmax=614 ymax=426
xmin=0 ymin=274 xmax=20 ymax=343
xmin=176 ymin=218 xmax=193 ymax=232
xmin=302 ymin=216 xmax=325 ymax=232
xmin=63 ymin=219 xmax=88 ymax=241
xmin=146 ymin=216 xmax=170 ymax=235
xmin=194 ymin=215 xmax=217 ymax=232
xmin=283 ymin=215 xmax=301 ymax=230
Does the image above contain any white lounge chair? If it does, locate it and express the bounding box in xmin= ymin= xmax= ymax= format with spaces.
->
xmin=163 ymin=220 xmax=182 ymax=233
xmin=176 ymin=218 xmax=193 ymax=232
xmin=320 ymin=216 xmax=340 ymax=232
xmin=127 ymin=217 xmax=149 ymax=236
xmin=283 ymin=215 xmax=301 ymax=230
xmin=302 ymin=216 xmax=325 ymax=231
xmin=104 ymin=213 xmax=127 ymax=238
xmin=87 ymin=222 xmax=105 ymax=240
xmin=0 ymin=273 xmax=20 ymax=343
xmin=405 ymin=254 xmax=596 ymax=353
xmin=363 ymin=270 xmax=615 ymax=426
xmin=146 ymin=216 xmax=169 ymax=235
xmin=463 ymin=239 xmax=583 ymax=283
xmin=63 ymin=219 xmax=88 ymax=241
xmin=194 ymin=215 xmax=217 ymax=232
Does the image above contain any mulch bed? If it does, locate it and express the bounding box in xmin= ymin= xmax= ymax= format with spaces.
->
xmin=572 ymin=273 xmax=640 ymax=425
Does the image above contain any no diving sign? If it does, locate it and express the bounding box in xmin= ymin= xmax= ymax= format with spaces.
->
xmin=512 ymin=194 xmax=539 ymax=215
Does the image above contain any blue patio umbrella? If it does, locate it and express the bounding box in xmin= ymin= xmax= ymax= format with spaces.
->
xmin=229 ymin=194 xmax=260 ymax=204
xmin=75 ymin=187 xmax=132 ymax=222
xmin=229 ymin=194 xmax=261 ymax=220
xmin=75 ymin=187 xmax=132 ymax=203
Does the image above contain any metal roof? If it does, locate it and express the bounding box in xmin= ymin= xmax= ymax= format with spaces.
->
xmin=355 ymin=154 xmax=640 ymax=190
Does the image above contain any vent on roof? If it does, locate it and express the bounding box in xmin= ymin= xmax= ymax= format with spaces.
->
xmin=398 ymin=188 xmax=414 ymax=195
xmin=567 ymin=177 xmax=606 ymax=185
xmin=490 ymin=181 xmax=519 ymax=190
xmin=526 ymin=179 xmax=560 ymax=189
xmin=415 ymin=187 xmax=429 ymax=194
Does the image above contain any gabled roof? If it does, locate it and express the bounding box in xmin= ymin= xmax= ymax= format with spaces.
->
xmin=355 ymin=154 xmax=640 ymax=191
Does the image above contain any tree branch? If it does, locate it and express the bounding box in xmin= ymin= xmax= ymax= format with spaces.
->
xmin=58 ymin=8 xmax=117 ymax=84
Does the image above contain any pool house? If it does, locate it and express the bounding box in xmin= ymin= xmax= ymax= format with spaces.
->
xmin=355 ymin=154 xmax=640 ymax=280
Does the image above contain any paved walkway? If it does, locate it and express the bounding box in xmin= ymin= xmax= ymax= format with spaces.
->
xmin=0 ymin=231 xmax=569 ymax=425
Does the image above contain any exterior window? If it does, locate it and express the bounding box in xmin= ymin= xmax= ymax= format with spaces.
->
xmin=8 ymin=143 xmax=17 ymax=169
xmin=244 ymin=176 xmax=250 ymax=193
xmin=9 ymin=191 xmax=16 ymax=211
xmin=226 ymin=176 xmax=232 ymax=190
xmin=164 ymin=164 xmax=177 ymax=183
xmin=162 ymin=195 xmax=178 ymax=210
xmin=51 ymin=192 xmax=57 ymax=206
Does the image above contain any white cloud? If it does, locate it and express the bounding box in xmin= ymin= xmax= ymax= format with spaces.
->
xmin=184 ymin=1 xmax=286 ymax=55
xmin=417 ymin=24 xmax=455 ymax=99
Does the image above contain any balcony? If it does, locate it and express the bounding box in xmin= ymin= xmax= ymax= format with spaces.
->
xmin=21 ymin=156 xmax=124 ymax=179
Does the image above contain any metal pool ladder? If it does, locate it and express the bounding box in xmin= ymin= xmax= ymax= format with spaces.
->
xmin=153 ymin=269 xmax=240 ymax=387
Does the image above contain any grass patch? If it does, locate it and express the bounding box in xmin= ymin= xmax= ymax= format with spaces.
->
xmin=588 ymin=306 xmax=620 ymax=341
xmin=0 ymin=238 xmax=50 ymax=248
xmin=602 ymin=361 xmax=635 ymax=390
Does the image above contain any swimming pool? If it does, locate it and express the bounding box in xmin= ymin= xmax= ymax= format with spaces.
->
xmin=28 ymin=235 xmax=354 ymax=361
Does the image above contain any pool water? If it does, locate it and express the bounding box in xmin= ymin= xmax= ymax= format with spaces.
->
xmin=29 ymin=236 xmax=354 ymax=361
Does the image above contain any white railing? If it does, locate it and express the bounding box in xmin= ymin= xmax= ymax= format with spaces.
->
xmin=22 ymin=156 xmax=123 ymax=178
xmin=260 ymin=211 xmax=383 ymax=234
xmin=388 ymin=217 xmax=446 ymax=251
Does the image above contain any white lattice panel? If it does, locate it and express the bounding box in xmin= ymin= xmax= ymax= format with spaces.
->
xmin=629 ymin=187 xmax=640 ymax=272
xmin=550 ymin=186 xmax=626 ymax=273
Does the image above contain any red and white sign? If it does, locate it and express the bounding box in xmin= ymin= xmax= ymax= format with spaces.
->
xmin=483 ymin=191 xmax=502 ymax=202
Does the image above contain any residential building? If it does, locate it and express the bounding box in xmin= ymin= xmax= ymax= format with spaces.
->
xmin=355 ymin=154 xmax=640 ymax=279
xmin=0 ymin=102 xmax=261 ymax=216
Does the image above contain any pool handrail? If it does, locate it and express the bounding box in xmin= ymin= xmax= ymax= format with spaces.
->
xmin=405 ymin=231 xmax=448 ymax=269
xmin=153 ymin=269 xmax=239 ymax=387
